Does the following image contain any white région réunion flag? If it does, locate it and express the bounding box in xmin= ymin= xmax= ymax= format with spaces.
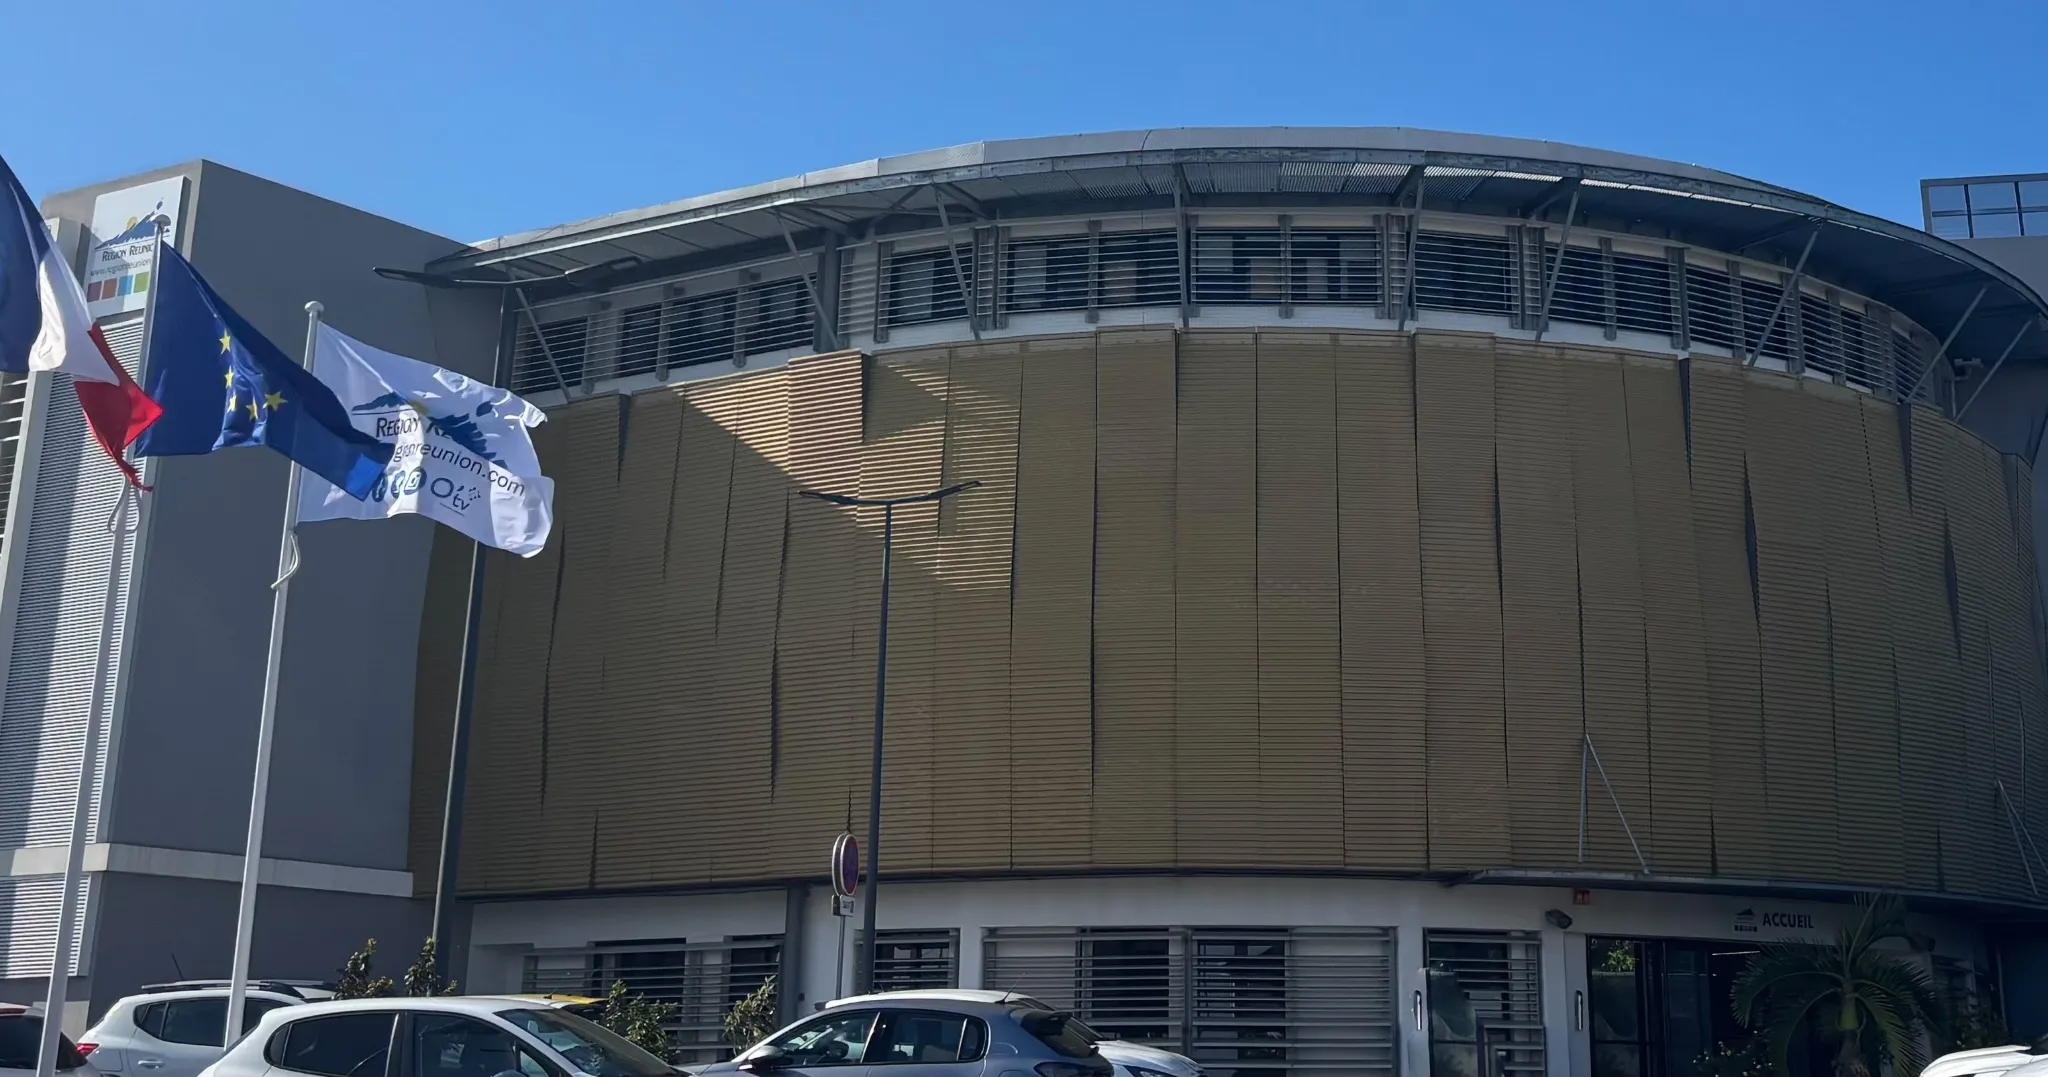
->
xmin=300 ymin=323 xmax=554 ymax=556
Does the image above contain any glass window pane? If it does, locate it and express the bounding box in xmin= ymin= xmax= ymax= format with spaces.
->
xmin=2021 ymin=180 xmax=2048 ymax=209
xmin=278 ymin=1013 xmax=396 ymax=1077
xmin=414 ymin=1013 xmax=544 ymax=1077
xmin=869 ymin=1012 xmax=967 ymax=1064
xmin=768 ymin=1012 xmax=873 ymax=1067
xmin=1927 ymin=184 xmax=1967 ymax=214
xmin=2025 ymin=211 xmax=2048 ymax=236
xmin=1974 ymin=212 xmax=2022 ymax=238
xmin=1970 ymin=182 xmax=2020 ymax=212
xmin=1932 ymin=215 xmax=1972 ymax=239
xmin=160 ymin=999 xmax=228 ymax=1046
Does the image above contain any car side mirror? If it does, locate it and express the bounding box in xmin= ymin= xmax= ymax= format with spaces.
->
xmin=737 ymin=1046 xmax=789 ymax=1073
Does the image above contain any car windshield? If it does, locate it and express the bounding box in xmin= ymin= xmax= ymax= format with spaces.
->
xmin=495 ymin=1008 xmax=672 ymax=1077
xmin=0 ymin=1015 xmax=85 ymax=1071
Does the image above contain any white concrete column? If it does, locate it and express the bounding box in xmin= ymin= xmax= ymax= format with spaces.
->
xmin=1395 ymin=923 xmax=1428 ymax=1077
xmin=957 ymin=925 xmax=985 ymax=989
xmin=1538 ymin=927 xmax=1573 ymax=1077
xmin=1561 ymin=933 xmax=1591 ymax=1077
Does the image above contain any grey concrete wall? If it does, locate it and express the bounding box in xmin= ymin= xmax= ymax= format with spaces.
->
xmin=79 ymin=872 xmax=428 ymax=1023
xmin=102 ymin=163 xmax=498 ymax=871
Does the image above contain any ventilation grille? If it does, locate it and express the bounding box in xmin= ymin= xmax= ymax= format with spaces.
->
xmin=522 ymin=937 xmax=781 ymax=1065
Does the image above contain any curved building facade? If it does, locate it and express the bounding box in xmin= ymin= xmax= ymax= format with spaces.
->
xmin=409 ymin=130 xmax=2048 ymax=1075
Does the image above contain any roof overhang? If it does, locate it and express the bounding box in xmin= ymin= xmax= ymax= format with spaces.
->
xmin=424 ymin=126 xmax=2048 ymax=371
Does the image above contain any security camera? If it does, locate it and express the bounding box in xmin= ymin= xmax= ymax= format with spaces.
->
xmin=1545 ymin=909 xmax=1574 ymax=930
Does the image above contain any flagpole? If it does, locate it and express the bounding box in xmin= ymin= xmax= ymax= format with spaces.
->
xmin=221 ymin=300 xmax=322 ymax=1048
xmin=32 ymin=486 xmax=134 ymax=1077
xmin=427 ymin=289 xmax=515 ymax=974
xmin=35 ymin=221 xmax=168 ymax=1077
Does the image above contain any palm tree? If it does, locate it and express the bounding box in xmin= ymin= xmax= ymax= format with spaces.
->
xmin=1732 ymin=894 xmax=1945 ymax=1077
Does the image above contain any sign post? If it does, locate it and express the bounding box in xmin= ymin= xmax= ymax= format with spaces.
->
xmin=829 ymin=832 xmax=859 ymax=1002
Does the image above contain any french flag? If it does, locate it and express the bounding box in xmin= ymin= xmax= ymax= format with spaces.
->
xmin=0 ymin=155 xmax=162 ymax=488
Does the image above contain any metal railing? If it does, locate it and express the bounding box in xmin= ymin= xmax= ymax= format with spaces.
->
xmin=983 ymin=926 xmax=1397 ymax=1076
xmin=521 ymin=937 xmax=781 ymax=1066
xmin=507 ymin=208 xmax=1945 ymax=411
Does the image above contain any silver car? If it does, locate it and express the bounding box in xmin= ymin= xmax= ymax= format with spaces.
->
xmin=695 ymin=990 xmax=1199 ymax=1077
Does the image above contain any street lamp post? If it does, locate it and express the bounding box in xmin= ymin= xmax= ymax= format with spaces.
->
xmin=799 ymin=479 xmax=979 ymax=995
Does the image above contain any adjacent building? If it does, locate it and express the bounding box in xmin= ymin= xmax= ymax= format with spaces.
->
xmin=6 ymin=130 xmax=2048 ymax=1077
xmin=401 ymin=130 xmax=2048 ymax=1077
xmin=0 ymin=163 xmax=497 ymax=1028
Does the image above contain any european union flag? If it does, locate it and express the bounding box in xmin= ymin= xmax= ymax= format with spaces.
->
xmin=134 ymin=244 xmax=391 ymax=498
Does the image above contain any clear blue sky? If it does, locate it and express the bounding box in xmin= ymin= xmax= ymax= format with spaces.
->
xmin=3 ymin=0 xmax=2041 ymax=244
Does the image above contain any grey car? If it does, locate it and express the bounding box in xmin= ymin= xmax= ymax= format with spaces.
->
xmin=695 ymin=993 xmax=1116 ymax=1077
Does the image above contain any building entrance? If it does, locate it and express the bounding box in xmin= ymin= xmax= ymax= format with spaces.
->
xmin=1586 ymin=937 xmax=1758 ymax=1077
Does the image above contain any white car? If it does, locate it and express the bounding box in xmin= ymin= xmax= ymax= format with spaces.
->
xmin=1932 ymin=1044 xmax=2048 ymax=1077
xmin=0 ymin=1004 xmax=102 ymax=1077
xmin=198 ymin=996 xmax=678 ymax=1077
xmin=792 ymin=990 xmax=1202 ymax=1077
xmin=81 ymin=983 xmax=331 ymax=1077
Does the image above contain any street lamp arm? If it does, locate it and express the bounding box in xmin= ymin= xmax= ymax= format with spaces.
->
xmin=799 ymin=480 xmax=982 ymax=509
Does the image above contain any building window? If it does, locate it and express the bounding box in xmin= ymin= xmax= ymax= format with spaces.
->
xmin=1425 ymin=930 xmax=1544 ymax=1077
xmin=512 ymin=316 xmax=589 ymax=394
xmin=1006 ymin=238 xmax=1091 ymax=312
xmin=616 ymin=304 xmax=663 ymax=378
xmin=888 ymin=246 xmax=972 ymax=327
xmin=1927 ymin=177 xmax=2048 ymax=238
xmin=869 ymin=929 xmax=959 ymax=992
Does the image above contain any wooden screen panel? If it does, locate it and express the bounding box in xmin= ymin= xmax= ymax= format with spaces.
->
xmin=2004 ymin=456 xmax=2048 ymax=867
xmin=1492 ymin=343 xmax=1583 ymax=869
xmin=455 ymin=409 xmax=570 ymax=894
xmin=1565 ymin=352 xmax=1652 ymax=872
xmin=1414 ymin=331 xmax=1508 ymax=869
xmin=587 ymin=389 xmax=689 ymax=888
xmin=1091 ymin=329 xmax=1178 ymax=866
xmin=1009 ymin=338 xmax=1098 ymax=869
xmin=1173 ymin=330 xmax=1260 ymax=867
xmin=1255 ymin=331 xmax=1342 ymax=868
xmin=692 ymin=373 xmax=791 ymax=883
xmin=1335 ymin=331 xmax=1428 ymax=869
xmin=1806 ymin=383 xmax=1903 ymax=889
xmin=407 ymin=525 xmax=472 ymax=894
xmin=773 ymin=353 xmax=874 ymax=879
xmin=630 ymin=385 xmax=743 ymax=884
xmin=930 ymin=343 xmax=1022 ymax=873
xmin=1624 ymin=359 xmax=1713 ymax=875
xmin=1745 ymin=380 xmax=1841 ymax=882
xmin=1860 ymin=396 xmax=1940 ymax=888
xmin=529 ymin=397 xmax=624 ymax=890
xmin=861 ymin=349 xmax=951 ymax=877
xmin=1686 ymin=360 xmax=1769 ymax=878
xmin=1905 ymin=405 xmax=1974 ymax=891
xmin=1934 ymin=419 xmax=2020 ymax=899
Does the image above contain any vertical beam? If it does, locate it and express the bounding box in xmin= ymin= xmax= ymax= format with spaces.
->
xmin=772 ymin=209 xmax=841 ymax=353
xmin=1958 ymin=319 xmax=2037 ymax=419
xmin=871 ymin=241 xmax=893 ymax=345
xmin=1906 ymin=284 xmax=1986 ymax=400
xmin=1532 ymin=186 xmax=1581 ymax=342
xmin=1599 ymin=237 xmax=1618 ymax=341
xmin=513 ymin=288 xmax=578 ymax=397
xmin=1279 ymin=214 xmax=1294 ymax=319
xmin=1398 ymin=168 xmax=1427 ymax=332
xmin=1175 ymin=166 xmax=1193 ymax=328
xmin=1668 ymin=246 xmax=1691 ymax=351
xmin=1741 ymin=225 xmax=1820 ymax=367
xmin=813 ymin=245 xmax=844 ymax=354
xmin=1086 ymin=221 xmax=1102 ymax=325
xmin=932 ymin=192 xmax=980 ymax=340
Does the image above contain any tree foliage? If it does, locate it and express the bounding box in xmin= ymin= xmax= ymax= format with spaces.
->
xmin=722 ymin=976 xmax=777 ymax=1056
xmin=1732 ymin=894 xmax=1944 ymax=1077
xmin=599 ymin=979 xmax=680 ymax=1063
xmin=333 ymin=937 xmax=457 ymax=1000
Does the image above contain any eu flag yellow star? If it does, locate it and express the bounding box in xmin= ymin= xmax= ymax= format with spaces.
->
xmin=225 ymin=392 xmax=238 ymax=414
xmin=223 ymin=369 xmax=235 ymax=389
xmin=264 ymin=391 xmax=286 ymax=411
xmin=219 ymin=330 xmax=233 ymax=354
xmin=245 ymin=399 xmax=261 ymax=421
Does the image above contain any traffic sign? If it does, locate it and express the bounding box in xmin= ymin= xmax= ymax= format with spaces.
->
xmin=831 ymin=832 xmax=860 ymax=899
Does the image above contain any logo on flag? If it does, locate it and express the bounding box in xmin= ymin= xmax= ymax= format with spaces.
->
xmin=300 ymin=323 xmax=554 ymax=556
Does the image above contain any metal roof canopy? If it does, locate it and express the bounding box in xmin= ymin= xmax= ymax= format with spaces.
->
xmin=427 ymin=127 xmax=2048 ymax=372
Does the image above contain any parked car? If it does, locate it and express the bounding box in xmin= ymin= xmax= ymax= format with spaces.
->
xmin=81 ymin=982 xmax=330 ymax=1077
xmin=1931 ymin=1042 xmax=2048 ymax=1077
xmin=197 ymin=996 xmax=677 ymax=1077
xmin=697 ymin=989 xmax=1202 ymax=1077
xmin=0 ymin=1004 xmax=99 ymax=1077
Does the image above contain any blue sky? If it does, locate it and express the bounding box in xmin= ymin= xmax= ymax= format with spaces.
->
xmin=2 ymin=0 xmax=2041 ymax=243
